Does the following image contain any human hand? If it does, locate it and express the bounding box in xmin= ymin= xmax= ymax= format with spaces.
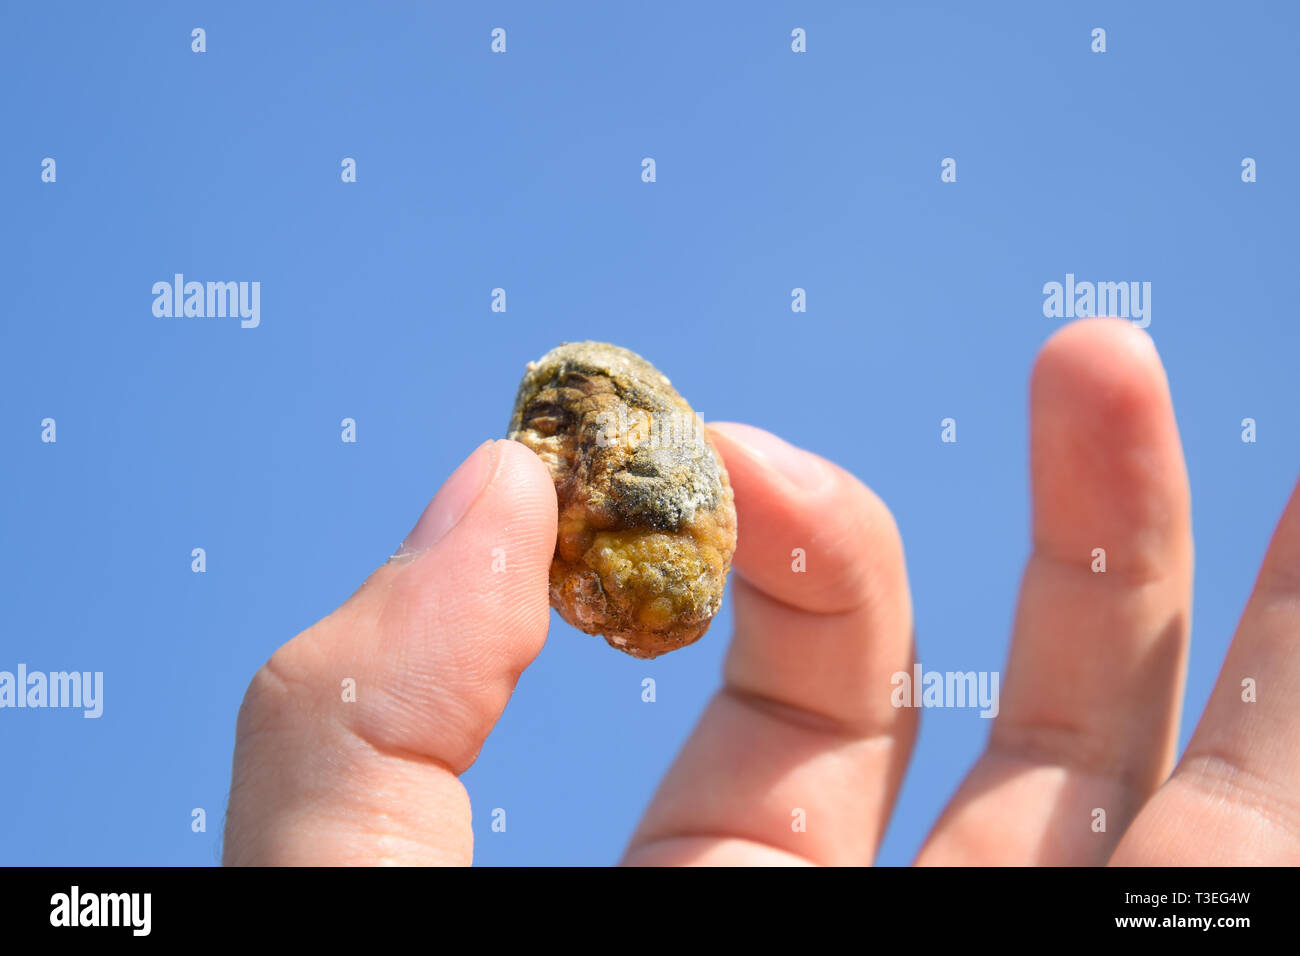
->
xmin=222 ymin=317 xmax=1299 ymax=865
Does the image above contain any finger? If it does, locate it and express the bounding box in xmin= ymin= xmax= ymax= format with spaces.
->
xmin=918 ymin=317 xmax=1194 ymax=865
xmin=623 ymin=423 xmax=916 ymax=866
xmin=1111 ymin=475 xmax=1300 ymax=865
xmin=222 ymin=439 xmax=557 ymax=865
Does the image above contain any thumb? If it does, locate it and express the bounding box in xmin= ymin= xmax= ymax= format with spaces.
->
xmin=223 ymin=439 xmax=557 ymax=865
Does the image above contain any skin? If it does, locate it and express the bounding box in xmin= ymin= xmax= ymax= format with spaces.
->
xmin=222 ymin=317 xmax=1300 ymax=865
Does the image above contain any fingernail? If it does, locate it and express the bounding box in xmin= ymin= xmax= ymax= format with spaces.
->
xmin=396 ymin=440 xmax=499 ymax=557
xmin=710 ymin=422 xmax=827 ymax=491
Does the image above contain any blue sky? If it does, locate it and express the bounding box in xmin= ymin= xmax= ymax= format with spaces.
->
xmin=2 ymin=1 xmax=1297 ymax=865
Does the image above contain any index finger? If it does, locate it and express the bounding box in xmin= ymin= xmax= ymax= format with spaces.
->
xmin=622 ymin=423 xmax=916 ymax=866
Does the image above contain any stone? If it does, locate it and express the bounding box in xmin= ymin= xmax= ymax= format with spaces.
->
xmin=507 ymin=342 xmax=737 ymax=659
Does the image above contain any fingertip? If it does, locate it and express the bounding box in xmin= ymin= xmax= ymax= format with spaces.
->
xmin=396 ymin=438 xmax=557 ymax=564
xmin=396 ymin=440 xmax=501 ymax=558
xmin=708 ymin=422 xmax=832 ymax=493
xmin=495 ymin=437 xmax=560 ymax=499
xmin=1033 ymin=318 xmax=1170 ymax=423
xmin=486 ymin=437 xmax=561 ymax=536
xmin=1040 ymin=315 xmax=1158 ymax=360
xmin=1028 ymin=318 xmax=1191 ymax=578
xmin=706 ymin=421 xmax=903 ymax=615
xmin=406 ymin=437 xmax=558 ymax=626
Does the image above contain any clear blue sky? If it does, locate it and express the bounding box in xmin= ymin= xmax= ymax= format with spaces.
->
xmin=2 ymin=2 xmax=1297 ymax=865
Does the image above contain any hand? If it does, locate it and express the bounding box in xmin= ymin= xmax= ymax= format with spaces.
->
xmin=221 ymin=317 xmax=1300 ymax=865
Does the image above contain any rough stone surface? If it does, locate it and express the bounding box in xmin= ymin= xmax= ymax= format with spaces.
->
xmin=507 ymin=342 xmax=737 ymax=659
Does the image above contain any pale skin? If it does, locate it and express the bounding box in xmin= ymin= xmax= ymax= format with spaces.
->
xmin=222 ymin=317 xmax=1300 ymax=865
